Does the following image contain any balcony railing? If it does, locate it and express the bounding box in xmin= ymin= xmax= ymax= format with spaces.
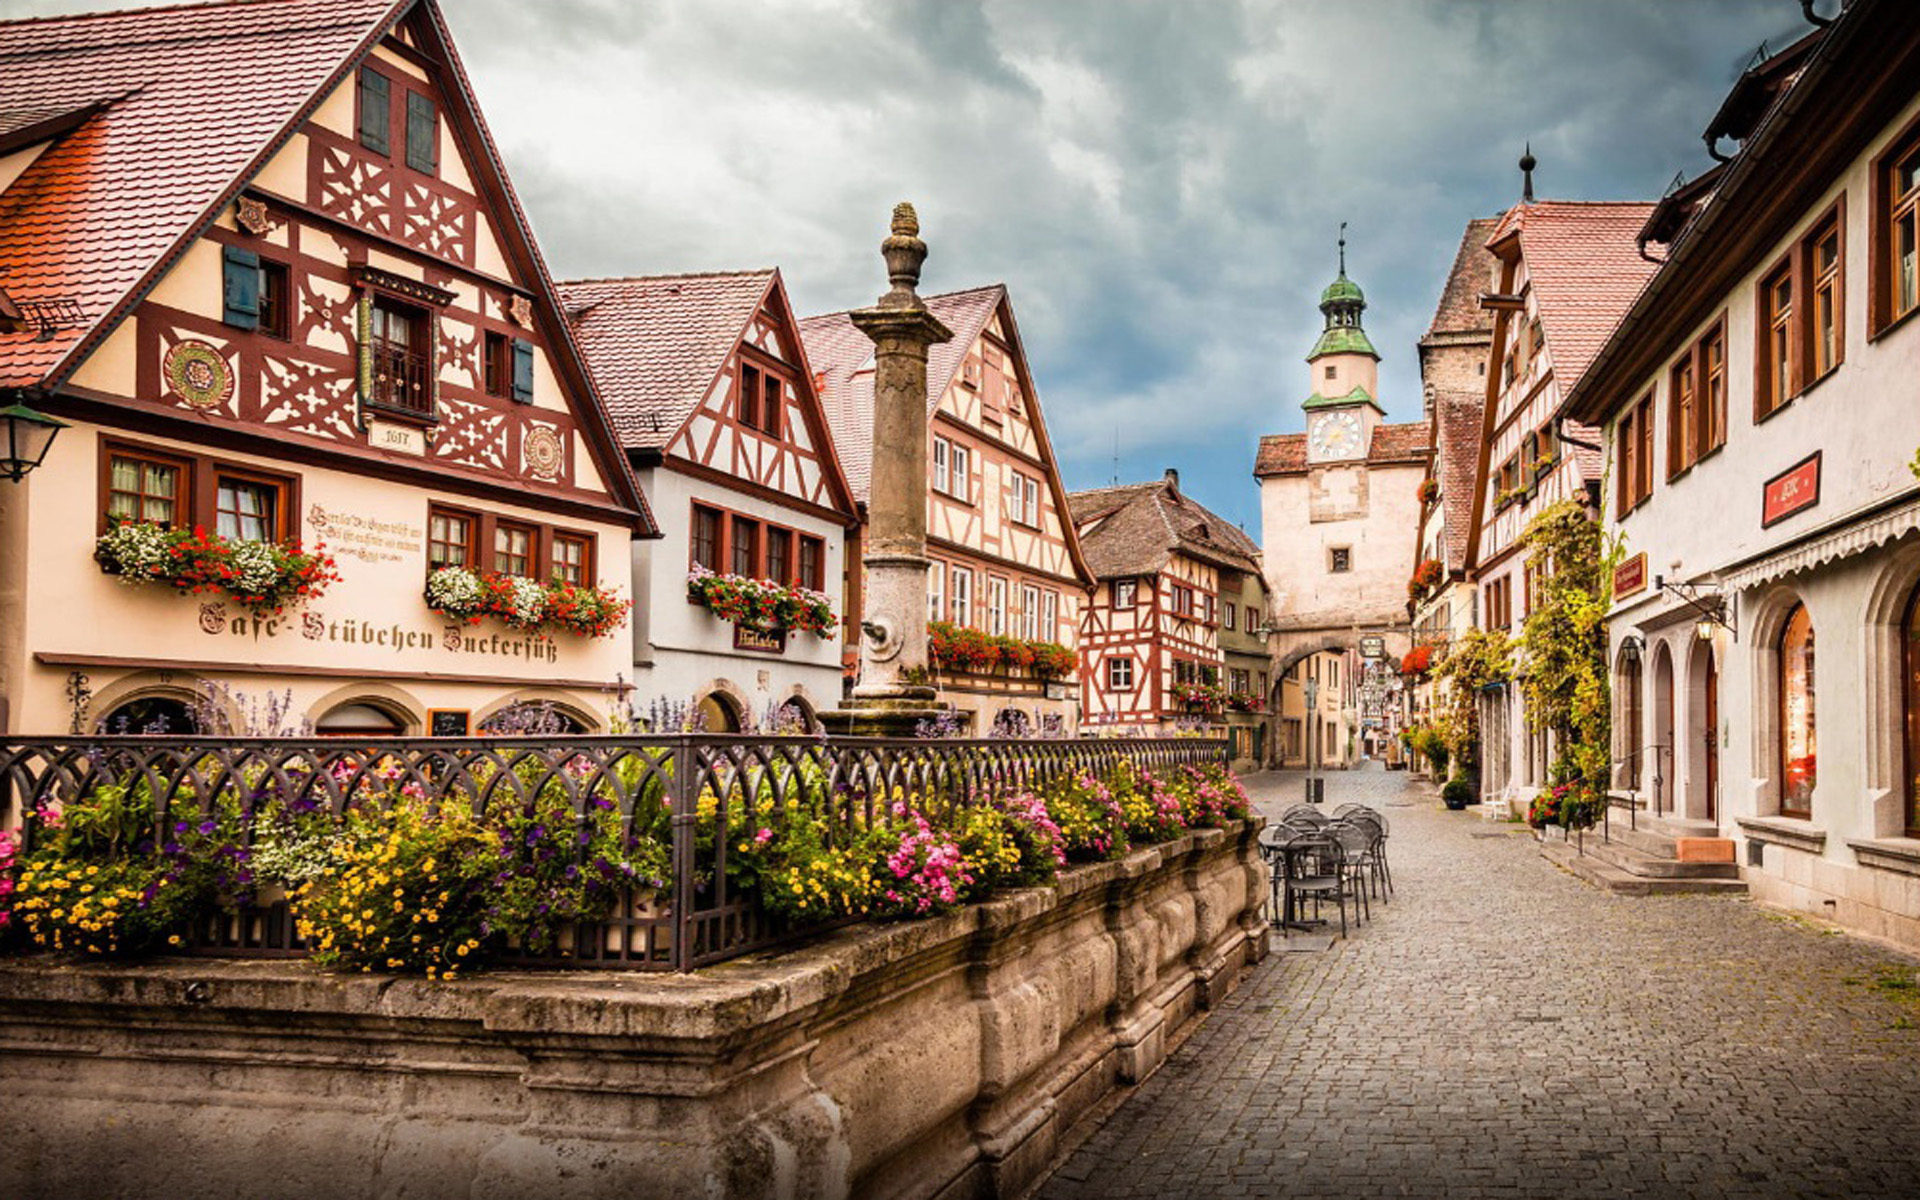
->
xmin=0 ymin=733 xmax=1227 ymax=971
xmin=369 ymin=339 xmax=432 ymax=416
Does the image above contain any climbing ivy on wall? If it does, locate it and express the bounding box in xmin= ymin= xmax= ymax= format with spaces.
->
xmin=1516 ymin=500 xmax=1620 ymax=815
xmin=1434 ymin=627 xmax=1512 ymax=781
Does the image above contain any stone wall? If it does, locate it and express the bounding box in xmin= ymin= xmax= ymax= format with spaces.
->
xmin=0 ymin=820 xmax=1266 ymax=1200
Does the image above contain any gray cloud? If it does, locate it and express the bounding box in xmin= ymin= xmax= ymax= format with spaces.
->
xmin=18 ymin=0 xmax=1804 ymax=530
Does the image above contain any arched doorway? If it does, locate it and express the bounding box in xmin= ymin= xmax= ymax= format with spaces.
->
xmin=1685 ymin=638 xmax=1719 ymax=822
xmin=1651 ymin=642 xmax=1675 ymax=814
xmin=696 ymin=690 xmax=744 ymax=733
xmin=773 ymin=696 xmax=817 ymax=734
xmin=479 ymin=701 xmax=589 ymax=735
xmin=314 ymin=701 xmax=408 ymax=738
xmin=1904 ymin=583 xmax=1920 ymax=838
xmin=1615 ymin=642 xmax=1643 ymax=791
xmin=97 ymin=694 xmax=200 ymax=735
xmin=1779 ymin=603 xmax=1816 ymax=820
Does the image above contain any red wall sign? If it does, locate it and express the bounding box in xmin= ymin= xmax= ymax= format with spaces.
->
xmin=1762 ymin=451 xmax=1822 ymax=528
xmin=1613 ymin=552 xmax=1647 ymax=599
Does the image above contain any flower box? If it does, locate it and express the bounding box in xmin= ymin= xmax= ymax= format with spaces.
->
xmin=426 ymin=566 xmax=631 ymax=638
xmin=685 ymin=566 xmax=835 ymax=636
xmin=927 ymin=622 xmax=1078 ymax=679
xmin=94 ymin=520 xmax=338 ymax=618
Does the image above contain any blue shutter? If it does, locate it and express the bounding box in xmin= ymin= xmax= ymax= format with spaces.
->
xmin=357 ymin=68 xmax=390 ymax=154
xmin=405 ymin=92 xmax=437 ymax=173
xmin=511 ymin=338 xmax=534 ymax=404
xmin=222 ymin=245 xmax=260 ymax=329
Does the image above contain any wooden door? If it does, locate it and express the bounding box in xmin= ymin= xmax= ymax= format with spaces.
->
xmin=1703 ymin=651 xmax=1719 ymax=821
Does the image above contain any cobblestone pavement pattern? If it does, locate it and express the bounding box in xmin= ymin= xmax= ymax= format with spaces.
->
xmin=1038 ymin=765 xmax=1920 ymax=1199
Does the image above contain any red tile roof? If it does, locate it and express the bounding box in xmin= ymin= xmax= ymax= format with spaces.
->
xmin=1424 ymin=216 xmax=1500 ymax=341
xmin=799 ymin=283 xmax=1003 ymax=501
xmin=1253 ymin=420 xmax=1429 ymax=478
xmin=1486 ymin=201 xmax=1660 ymax=397
xmin=1067 ymin=477 xmax=1261 ymax=580
xmin=0 ymin=0 xmax=403 ymax=388
xmin=1431 ymin=389 xmax=1485 ymax=572
xmin=559 ymin=270 xmax=775 ymax=448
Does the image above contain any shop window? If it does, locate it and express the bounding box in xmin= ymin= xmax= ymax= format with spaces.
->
xmin=215 ymin=472 xmax=284 ymax=542
xmin=369 ymin=296 xmax=432 ymax=416
xmin=1780 ymin=603 xmax=1817 ymax=818
xmin=494 ymin=521 xmax=535 ymax=577
xmin=107 ymin=450 xmax=186 ymax=527
xmin=98 ymin=695 xmax=200 ymax=736
xmin=427 ymin=507 xmax=474 ymax=569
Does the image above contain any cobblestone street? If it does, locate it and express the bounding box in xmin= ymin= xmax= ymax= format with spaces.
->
xmin=1039 ymin=766 xmax=1920 ymax=1200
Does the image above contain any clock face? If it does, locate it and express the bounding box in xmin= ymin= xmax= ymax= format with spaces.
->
xmin=1310 ymin=411 xmax=1364 ymax=460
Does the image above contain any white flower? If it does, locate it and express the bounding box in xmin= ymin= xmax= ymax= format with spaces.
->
xmin=504 ymin=576 xmax=547 ymax=626
xmin=425 ymin=566 xmax=483 ymax=616
xmin=96 ymin=521 xmax=172 ymax=582
xmin=226 ymin=540 xmax=281 ymax=594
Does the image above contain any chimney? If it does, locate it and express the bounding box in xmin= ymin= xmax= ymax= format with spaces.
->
xmin=1164 ymin=467 xmax=1180 ymax=495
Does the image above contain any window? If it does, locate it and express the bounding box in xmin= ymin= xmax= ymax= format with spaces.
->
xmin=761 ymin=368 xmax=782 ymax=437
xmin=1247 ymin=605 xmax=1260 ymax=633
xmin=427 ymin=508 xmax=474 ymax=569
xmin=1324 ymin=364 xmax=1336 ymax=381
xmin=1904 ymin=583 xmax=1920 ymax=837
xmin=494 ymin=522 xmax=534 ymax=577
xmin=798 ymin=536 xmax=824 ymax=591
xmin=1170 ymin=583 xmax=1196 ymax=617
xmin=551 ymin=533 xmax=590 ymax=585
xmin=1230 ymin=668 xmax=1250 ymax=694
xmin=1779 ymin=603 xmax=1817 ymax=819
xmin=484 ymin=332 xmax=511 ymax=398
xmin=1484 ymin=576 xmax=1512 ymax=630
xmin=405 ymin=91 xmax=437 ymax=174
xmin=1174 ymin=659 xmax=1200 ymax=686
xmin=1042 ymin=590 xmax=1058 ymax=642
xmin=740 ymin=360 xmax=784 ymax=433
xmin=928 ymin=561 xmax=945 ymax=622
xmin=1224 ymin=602 xmax=1236 ymax=631
xmin=1009 ymin=471 xmax=1040 ymax=526
xmin=258 ymin=260 xmax=290 ymax=339
xmin=691 ymin=505 xmax=722 ymax=571
xmin=1874 ymin=121 xmax=1920 ymax=332
xmin=932 ymin=437 xmax=950 ymax=494
xmin=950 ymin=566 xmax=973 ymax=627
xmin=357 ymin=68 xmax=390 ymax=154
xmin=107 ymin=451 xmax=185 ymax=527
xmin=1108 ymin=656 xmax=1134 ymax=691
xmin=215 ymin=473 xmax=282 ymax=542
xmin=949 ymin=443 xmax=971 ymax=500
xmin=1809 ymin=216 xmax=1843 ymax=381
xmin=988 ymin=576 xmax=1008 ymax=635
xmin=1114 ymin=579 xmax=1137 ymax=608
xmin=766 ymin=527 xmax=791 ymax=586
xmin=730 ymin=516 xmax=759 ymax=578
xmin=1758 ymin=261 xmax=1794 ymax=419
xmin=1021 ymin=584 xmax=1040 ymax=640
xmin=1665 ymin=319 xmax=1726 ymax=477
xmin=1616 ymin=393 xmax=1655 ymax=517
xmin=1329 ymin=547 xmax=1351 ymax=574
xmin=369 ymin=296 xmax=431 ymax=416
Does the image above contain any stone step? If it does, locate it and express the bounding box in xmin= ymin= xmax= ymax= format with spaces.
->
xmin=1593 ymin=813 xmax=1728 ymax=860
xmin=1580 ymin=836 xmax=1741 ymax=880
xmin=1539 ymin=839 xmax=1748 ymax=897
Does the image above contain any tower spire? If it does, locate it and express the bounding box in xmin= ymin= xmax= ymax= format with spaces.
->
xmin=1520 ymin=142 xmax=1537 ymax=202
xmin=1338 ymin=221 xmax=1347 ymax=276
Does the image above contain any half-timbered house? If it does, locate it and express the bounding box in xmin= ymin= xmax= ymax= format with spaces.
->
xmin=0 ymin=0 xmax=654 ymax=738
xmin=1464 ymin=193 xmax=1657 ymax=809
xmin=801 ymin=284 xmax=1094 ymax=733
xmin=560 ymin=270 xmax=859 ymax=731
xmin=1068 ymin=471 xmax=1268 ymax=759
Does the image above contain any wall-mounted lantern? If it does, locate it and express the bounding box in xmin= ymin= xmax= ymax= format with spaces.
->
xmin=0 ymin=402 xmax=67 ymax=482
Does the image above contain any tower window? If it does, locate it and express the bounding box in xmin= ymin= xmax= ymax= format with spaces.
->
xmin=1325 ymin=365 xmax=1337 ymax=380
xmin=1330 ymin=547 xmax=1352 ymax=573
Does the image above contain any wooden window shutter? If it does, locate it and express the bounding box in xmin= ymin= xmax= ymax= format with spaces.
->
xmin=511 ymin=338 xmax=535 ymax=404
xmin=222 ymin=245 xmax=260 ymax=329
xmin=358 ymin=69 xmax=390 ymax=154
xmin=405 ymin=92 xmax=438 ymax=173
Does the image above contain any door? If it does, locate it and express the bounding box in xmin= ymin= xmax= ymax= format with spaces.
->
xmin=1703 ymin=651 xmax=1719 ymax=821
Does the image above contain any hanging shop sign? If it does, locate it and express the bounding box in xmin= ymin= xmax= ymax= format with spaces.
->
xmin=1358 ymin=635 xmax=1385 ymax=659
xmin=1613 ymin=552 xmax=1647 ymax=598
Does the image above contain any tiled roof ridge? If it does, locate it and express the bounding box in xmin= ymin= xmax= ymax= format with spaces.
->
xmin=0 ymin=0 xmax=300 ymax=31
xmin=559 ymin=267 xmax=778 ymax=287
xmin=0 ymin=4 xmax=372 ymax=62
xmin=800 ymin=281 xmax=1006 ymax=327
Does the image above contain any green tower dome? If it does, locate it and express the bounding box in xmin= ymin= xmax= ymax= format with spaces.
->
xmin=1319 ymin=273 xmax=1365 ymax=306
xmin=1307 ymin=226 xmax=1378 ymax=360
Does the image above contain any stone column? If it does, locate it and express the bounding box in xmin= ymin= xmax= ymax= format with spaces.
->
xmin=821 ymin=204 xmax=952 ymax=736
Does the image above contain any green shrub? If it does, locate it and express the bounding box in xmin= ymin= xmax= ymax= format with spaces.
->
xmin=1441 ymin=776 xmax=1476 ymax=810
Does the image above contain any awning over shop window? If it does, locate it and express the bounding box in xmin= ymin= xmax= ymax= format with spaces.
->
xmin=1720 ymin=494 xmax=1920 ymax=593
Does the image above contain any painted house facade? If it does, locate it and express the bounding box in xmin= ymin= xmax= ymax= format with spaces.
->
xmin=802 ymin=285 xmax=1093 ymax=733
xmin=1464 ymin=197 xmax=1657 ymax=809
xmin=1069 ymin=472 xmax=1267 ymax=760
xmin=1563 ymin=0 xmax=1920 ymax=949
xmin=561 ymin=270 xmax=859 ymax=732
xmin=0 ymin=0 xmax=653 ymax=739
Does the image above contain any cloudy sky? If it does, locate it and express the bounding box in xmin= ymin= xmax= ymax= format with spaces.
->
xmin=30 ymin=0 xmax=1812 ymax=531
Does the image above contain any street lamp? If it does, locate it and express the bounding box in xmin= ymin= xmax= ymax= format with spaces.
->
xmin=0 ymin=402 xmax=66 ymax=482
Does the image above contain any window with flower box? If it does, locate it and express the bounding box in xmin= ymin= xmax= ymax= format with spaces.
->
xmin=730 ymin=517 xmax=759 ymax=578
xmin=950 ymin=566 xmax=974 ymax=627
xmin=495 ymin=521 xmax=535 ymax=577
xmin=215 ymin=471 xmax=286 ymax=542
xmin=1021 ymin=583 xmax=1040 ymax=640
xmin=691 ymin=505 xmax=722 ymax=572
xmin=98 ymin=440 xmax=300 ymax=541
xmin=685 ymin=500 xmax=826 ymax=589
xmin=988 ymin=576 xmax=1008 ymax=635
xmin=428 ymin=508 xmax=474 ymax=569
xmin=798 ymin=537 xmax=823 ymax=591
xmin=551 ymin=533 xmax=591 ymax=585
xmin=425 ymin=503 xmax=593 ymax=582
xmin=1043 ymin=590 xmax=1058 ymax=642
xmin=106 ymin=449 xmax=187 ymax=528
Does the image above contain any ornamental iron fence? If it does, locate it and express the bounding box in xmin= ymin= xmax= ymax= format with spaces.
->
xmin=0 ymin=733 xmax=1228 ymax=971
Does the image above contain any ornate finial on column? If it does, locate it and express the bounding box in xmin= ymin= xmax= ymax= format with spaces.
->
xmin=1519 ymin=143 xmax=1537 ymax=203
xmin=879 ymin=200 xmax=929 ymax=309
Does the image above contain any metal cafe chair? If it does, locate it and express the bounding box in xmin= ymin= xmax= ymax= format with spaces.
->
xmin=1273 ymin=830 xmax=1353 ymax=938
xmin=1339 ymin=809 xmax=1392 ymax=900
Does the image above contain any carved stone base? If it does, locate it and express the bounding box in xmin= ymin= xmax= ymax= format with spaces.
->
xmin=818 ymin=694 xmax=947 ymax=738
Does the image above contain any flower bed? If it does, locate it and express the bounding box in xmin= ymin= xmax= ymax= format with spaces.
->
xmin=94 ymin=520 xmax=337 ymax=618
xmin=0 ymin=748 xmax=1248 ymax=977
xmin=927 ymin=621 xmax=1076 ymax=679
xmin=426 ymin=566 xmax=630 ymax=638
xmin=685 ymin=566 xmax=835 ymax=635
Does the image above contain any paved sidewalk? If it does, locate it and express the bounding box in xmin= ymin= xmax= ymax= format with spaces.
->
xmin=1038 ymin=765 xmax=1920 ymax=1199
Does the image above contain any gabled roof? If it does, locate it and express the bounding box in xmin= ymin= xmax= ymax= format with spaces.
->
xmin=1068 ymin=475 xmax=1261 ymax=581
xmin=559 ymin=269 xmax=773 ymax=448
xmin=1253 ymin=419 xmax=1430 ymax=478
xmin=0 ymin=0 xmax=403 ymax=388
xmin=559 ymin=267 xmax=859 ymax=518
xmin=1484 ymin=200 xmax=1659 ymax=398
xmin=1423 ymin=216 xmax=1500 ymax=343
xmin=0 ymin=0 xmax=654 ymax=531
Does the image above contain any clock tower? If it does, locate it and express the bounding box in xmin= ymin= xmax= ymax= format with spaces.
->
xmin=1303 ymin=231 xmax=1383 ymax=463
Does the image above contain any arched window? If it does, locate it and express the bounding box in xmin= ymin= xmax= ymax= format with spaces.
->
xmin=1904 ymin=585 xmax=1920 ymax=837
xmin=1617 ymin=647 xmax=1643 ymax=790
xmin=97 ymin=695 xmax=200 ymax=735
xmin=695 ymin=691 xmax=743 ymax=734
xmin=1779 ymin=603 xmax=1817 ymax=818
xmin=315 ymin=702 xmax=407 ymax=738
xmin=480 ymin=701 xmax=587 ymax=736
